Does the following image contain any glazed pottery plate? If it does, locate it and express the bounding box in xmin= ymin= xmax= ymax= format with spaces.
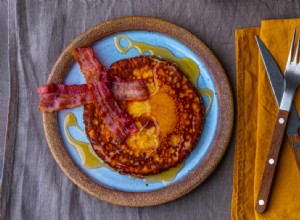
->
xmin=43 ymin=17 xmax=233 ymax=206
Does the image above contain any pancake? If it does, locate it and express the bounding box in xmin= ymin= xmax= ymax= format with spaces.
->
xmin=83 ymin=56 xmax=205 ymax=176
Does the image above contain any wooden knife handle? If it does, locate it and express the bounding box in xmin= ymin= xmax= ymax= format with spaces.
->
xmin=288 ymin=133 xmax=300 ymax=171
xmin=256 ymin=110 xmax=289 ymax=213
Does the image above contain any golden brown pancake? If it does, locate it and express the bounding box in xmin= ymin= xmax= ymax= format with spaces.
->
xmin=83 ymin=56 xmax=205 ymax=176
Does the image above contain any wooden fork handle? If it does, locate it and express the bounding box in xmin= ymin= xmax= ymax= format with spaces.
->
xmin=256 ymin=110 xmax=289 ymax=213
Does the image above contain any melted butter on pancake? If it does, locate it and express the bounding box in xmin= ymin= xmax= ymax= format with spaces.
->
xmin=126 ymin=62 xmax=178 ymax=147
xmin=127 ymin=101 xmax=150 ymax=117
xmin=149 ymin=91 xmax=177 ymax=138
xmin=126 ymin=101 xmax=158 ymax=153
xmin=126 ymin=123 xmax=159 ymax=152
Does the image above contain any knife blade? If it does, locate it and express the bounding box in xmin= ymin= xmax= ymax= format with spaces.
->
xmin=256 ymin=36 xmax=300 ymax=170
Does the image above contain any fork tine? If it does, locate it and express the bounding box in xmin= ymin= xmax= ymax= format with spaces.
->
xmin=287 ymin=27 xmax=296 ymax=65
xmin=293 ymin=34 xmax=300 ymax=63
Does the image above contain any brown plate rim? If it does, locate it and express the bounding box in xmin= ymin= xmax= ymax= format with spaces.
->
xmin=42 ymin=16 xmax=234 ymax=207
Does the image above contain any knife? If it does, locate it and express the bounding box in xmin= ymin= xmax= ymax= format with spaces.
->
xmin=256 ymin=36 xmax=300 ymax=170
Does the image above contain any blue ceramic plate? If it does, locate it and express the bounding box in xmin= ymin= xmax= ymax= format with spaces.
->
xmin=57 ymin=30 xmax=218 ymax=193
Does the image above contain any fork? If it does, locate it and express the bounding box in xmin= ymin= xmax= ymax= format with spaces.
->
xmin=256 ymin=28 xmax=300 ymax=213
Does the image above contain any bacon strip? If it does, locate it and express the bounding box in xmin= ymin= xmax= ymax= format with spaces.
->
xmin=37 ymin=78 xmax=149 ymax=112
xmin=72 ymin=47 xmax=137 ymax=143
xmin=37 ymin=84 xmax=92 ymax=112
xmin=72 ymin=48 xmax=108 ymax=82
xmin=90 ymin=80 xmax=137 ymax=143
xmin=38 ymin=92 xmax=93 ymax=112
xmin=37 ymin=83 xmax=90 ymax=95
xmin=110 ymin=77 xmax=149 ymax=101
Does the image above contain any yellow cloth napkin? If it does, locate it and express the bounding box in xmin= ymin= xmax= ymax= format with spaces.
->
xmin=232 ymin=19 xmax=300 ymax=220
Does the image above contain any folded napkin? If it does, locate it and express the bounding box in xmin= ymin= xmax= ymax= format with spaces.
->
xmin=232 ymin=19 xmax=300 ymax=220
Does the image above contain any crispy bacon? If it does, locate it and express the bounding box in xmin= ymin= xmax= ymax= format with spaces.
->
xmin=72 ymin=48 xmax=108 ymax=82
xmin=110 ymin=77 xmax=149 ymax=101
xmin=90 ymin=80 xmax=137 ymax=143
xmin=72 ymin=47 xmax=137 ymax=143
xmin=37 ymin=83 xmax=90 ymax=95
xmin=37 ymin=79 xmax=149 ymax=112
xmin=37 ymin=84 xmax=93 ymax=112
xmin=38 ymin=92 xmax=93 ymax=112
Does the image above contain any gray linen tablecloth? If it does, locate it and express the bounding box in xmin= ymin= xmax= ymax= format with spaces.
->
xmin=1 ymin=0 xmax=300 ymax=219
